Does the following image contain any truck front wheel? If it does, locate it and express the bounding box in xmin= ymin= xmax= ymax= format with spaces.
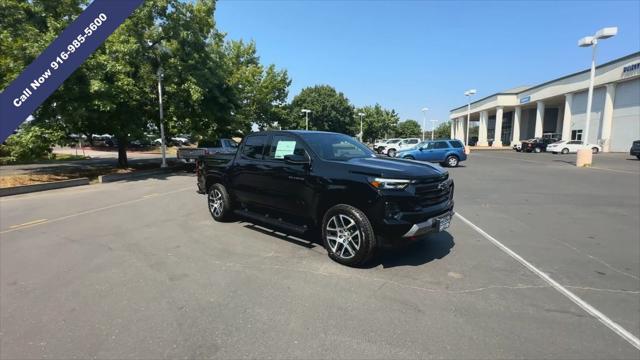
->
xmin=208 ymin=183 xmax=233 ymax=222
xmin=322 ymin=204 xmax=376 ymax=267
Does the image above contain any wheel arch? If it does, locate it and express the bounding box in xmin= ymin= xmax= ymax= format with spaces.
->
xmin=313 ymin=188 xmax=379 ymax=226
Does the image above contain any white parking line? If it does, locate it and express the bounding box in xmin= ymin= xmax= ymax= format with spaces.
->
xmin=455 ymin=212 xmax=640 ymax=350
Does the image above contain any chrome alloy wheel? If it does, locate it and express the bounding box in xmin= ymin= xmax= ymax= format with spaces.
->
xmin=325 ymin=214 xmax=362 ymax=259
xmin=209 ymin=189 xmax=223 ymax=217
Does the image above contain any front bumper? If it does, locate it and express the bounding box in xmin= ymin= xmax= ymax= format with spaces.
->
xmin=401 ymin=210 xmax=454 ymax=238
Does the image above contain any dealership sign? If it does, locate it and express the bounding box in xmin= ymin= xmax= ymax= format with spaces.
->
xmin=621 ymin=62 xmax=640 ymax=79
xmin=519 ymin=96 xmax=531 ymax=104
xmin=0 ymin=0 xmax=144 ymax=143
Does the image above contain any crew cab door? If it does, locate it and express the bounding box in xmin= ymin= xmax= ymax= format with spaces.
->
xmin=228 ymin=134 xmax=271 ymax=206
xmin=260 ymin=135 xmax=314 ymax=218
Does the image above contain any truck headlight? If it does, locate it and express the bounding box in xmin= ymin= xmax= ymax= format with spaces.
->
xmin=369 ymin=178 xmax=410 ymax=190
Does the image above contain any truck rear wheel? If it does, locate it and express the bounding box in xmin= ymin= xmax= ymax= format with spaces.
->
xmin=322 ymin=204 xmax=376 ymax=267
xmin=208 ymin=183 xmax=233 ymax=222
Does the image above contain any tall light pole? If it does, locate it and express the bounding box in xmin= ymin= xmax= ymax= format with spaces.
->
xmin=464 ymin=89 xmax=476 ymax=145
xmin=430 ymin=119 xmax=438 ymax=140
xmin=421 ymin=107 xmax=429 ymax=141
xmin=157 ymin=67 xmax=167 ymax=168
xmin=357 ymin=112 xmax=365 ymax=142
xmin=301 ymin=109 xmax=311 ymax=130
xmin=578 ymin=27 xmax=617 ymax=145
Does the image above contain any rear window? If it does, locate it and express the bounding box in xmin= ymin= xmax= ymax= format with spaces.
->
xmin=448 ymin=140 xmax=463 ymax=148
xmin=241 ymin=135 xmax=267 ymax=160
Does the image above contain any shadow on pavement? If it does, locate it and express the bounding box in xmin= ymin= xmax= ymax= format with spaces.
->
xmin=237 ymin=218 xmax=455 ymax=269
xmin=367 ymin=232 xmax=455 ymax=268
xmin=552 ymin=159 xmax=577 ymax=166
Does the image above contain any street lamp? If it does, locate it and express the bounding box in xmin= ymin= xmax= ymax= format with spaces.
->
xmin=301 ymin=109 xmax=311 ymax=130
xmin=578 ymin=27 xmax=617 ymax=145
xmin=464 ymin=89 xmax=476 ymax=145
xmin=157 ymin=66 xmax=167 ymax=168
xmin=430 ymin=119 xmax=438 ymax=140
xmin=357 ymin=112 xmax=365 ymax=142
xmin=421 ymin=107 xmax=429 ymax=141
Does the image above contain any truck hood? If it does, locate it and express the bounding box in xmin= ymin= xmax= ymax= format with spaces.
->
xmin=337 ymin=156 xmax=447 ymax=179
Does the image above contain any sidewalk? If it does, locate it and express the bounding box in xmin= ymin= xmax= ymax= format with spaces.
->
xmin=469 ymin=146 xmax=512 ymax=151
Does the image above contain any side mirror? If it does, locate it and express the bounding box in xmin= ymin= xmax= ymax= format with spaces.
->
xmin=284 ymin=154 xmax=310 ymax=165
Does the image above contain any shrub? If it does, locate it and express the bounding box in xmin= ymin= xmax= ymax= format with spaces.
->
xmin=4 ymin=126 xmax=64 ymax=162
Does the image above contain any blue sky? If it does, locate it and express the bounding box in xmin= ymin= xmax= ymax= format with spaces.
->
xmin=216 ymin=0 xmax=640 ymax=130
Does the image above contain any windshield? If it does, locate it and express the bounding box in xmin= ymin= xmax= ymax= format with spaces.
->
xmin=301 ymin=133 xmax=375 ymax=161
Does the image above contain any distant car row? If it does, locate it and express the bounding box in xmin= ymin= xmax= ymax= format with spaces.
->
xmin=373 ymin=138 xmax=421 ymax=157
xmin=371 ymin=138 xmax=467 ymax=167
xmin=515 ymin=138 xmax=601 ymax=154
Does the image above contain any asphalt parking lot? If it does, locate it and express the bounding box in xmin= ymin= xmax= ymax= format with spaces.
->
xmin=1 ymin=151 xmax=639 ymax=359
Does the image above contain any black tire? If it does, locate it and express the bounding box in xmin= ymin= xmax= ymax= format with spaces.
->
xmin=561 ymin=148 xmax=569 ymax=154
xmin=534 ymin=147 xmax=541 ymax=153
xmin=636 ymin=155 xmax=640 ymax=160
xmin=322 ymin=204 xmax=376 ymax=267
xmin=387 ymin=149 xmax=396 ymax=157
xmin=208 ymin=183 xmax=233 ymax=221
xmin=445 ymin=155 xmax=459 ymax=167
xmin=404 ymin=155 xmax=415 ymax=160
xmin=592 ymin=147 xmax=599 ymax=154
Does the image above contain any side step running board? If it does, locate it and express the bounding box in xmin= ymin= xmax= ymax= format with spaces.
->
xmin=233 ymin=209 xmax=308 ymax=234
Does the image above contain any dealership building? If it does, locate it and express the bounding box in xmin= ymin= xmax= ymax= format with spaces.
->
xmin=449 ymin=52 xmax=640 ymax=152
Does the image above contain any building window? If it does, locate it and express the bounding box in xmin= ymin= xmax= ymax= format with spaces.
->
xmin=571 ymin=130 xmax=583 ymax=141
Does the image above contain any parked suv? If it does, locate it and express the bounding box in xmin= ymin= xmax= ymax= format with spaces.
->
xmin=395 ymin=139 xmax=467 ymax=167
xmin=197 ymin=131 xmax=454 ymax=266
xmin=374 ymin=138 xmax=400 ymax=153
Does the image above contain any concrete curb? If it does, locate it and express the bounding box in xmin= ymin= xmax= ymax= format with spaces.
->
xmin=98 ymin=166 xmax=183 ymax=183
xmin=0 ymin=178 xmax=90 ymax=197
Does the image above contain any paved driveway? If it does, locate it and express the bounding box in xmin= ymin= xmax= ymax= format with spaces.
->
xmin=0 ymin=151 xmax=638 ymax=359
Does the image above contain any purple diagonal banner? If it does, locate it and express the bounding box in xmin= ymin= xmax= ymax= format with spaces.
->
xmin=0 ymin=0 xmax=144 ymax=143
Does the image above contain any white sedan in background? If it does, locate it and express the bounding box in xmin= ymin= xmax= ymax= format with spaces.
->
xmin=547 ymin=140 xmax=602 ymax=154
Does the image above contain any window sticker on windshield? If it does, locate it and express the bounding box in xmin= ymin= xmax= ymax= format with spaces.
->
xmin=274 ymin=140 xmax=296 ymax=159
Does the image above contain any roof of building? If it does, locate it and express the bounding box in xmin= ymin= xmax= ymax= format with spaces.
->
xmin=450 ymin=51 xmax=640 ymax=112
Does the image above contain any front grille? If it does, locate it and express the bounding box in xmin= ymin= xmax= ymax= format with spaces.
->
xmin=414 ymin=180 xmax=452 ymax=207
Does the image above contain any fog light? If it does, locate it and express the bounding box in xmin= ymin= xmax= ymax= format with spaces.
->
xmin=384 ymin=201 xmax=401 ymax=219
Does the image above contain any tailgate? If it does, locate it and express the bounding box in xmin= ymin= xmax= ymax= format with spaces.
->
xmin=177 ymin=148 xmax=206 ymax=159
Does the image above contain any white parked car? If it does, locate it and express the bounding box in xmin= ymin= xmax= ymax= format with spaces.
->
xmin=153 ymin=136 xmax=190 ymax=146
xmin=374 ymin=138 xmax=400 ymax=153
xmin=547 ymin=140 xmax=602 ymax=154
xmin=381 ymin=138 xmax=421 ymax=157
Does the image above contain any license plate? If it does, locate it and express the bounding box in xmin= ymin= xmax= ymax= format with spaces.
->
xmin=438 ymin=214 xmax=451 ymax=231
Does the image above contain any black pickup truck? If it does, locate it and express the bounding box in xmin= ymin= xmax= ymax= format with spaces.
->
xmin=197 ymin=130 xmax=454 ymax=266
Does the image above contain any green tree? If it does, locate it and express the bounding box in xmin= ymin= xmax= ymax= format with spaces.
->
xmin=430 ymin=120 xmax=453 ymax=139
xmin=395 ymin=119 xmax=422 ymax=138
xmin=0 ymin=0 xmax=87 ymax=89
xmin=3 ymin=124 xmax=64 ymax=162
xmin=223 ymin=40 xmax=291 ymax=133
xmin=2 ymin=0 xmax=235 ymax=167
xmin=287 ymin=85 xmax=355 ymax=134
xmin=356 ymin=104 xmax=400 ymax=143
